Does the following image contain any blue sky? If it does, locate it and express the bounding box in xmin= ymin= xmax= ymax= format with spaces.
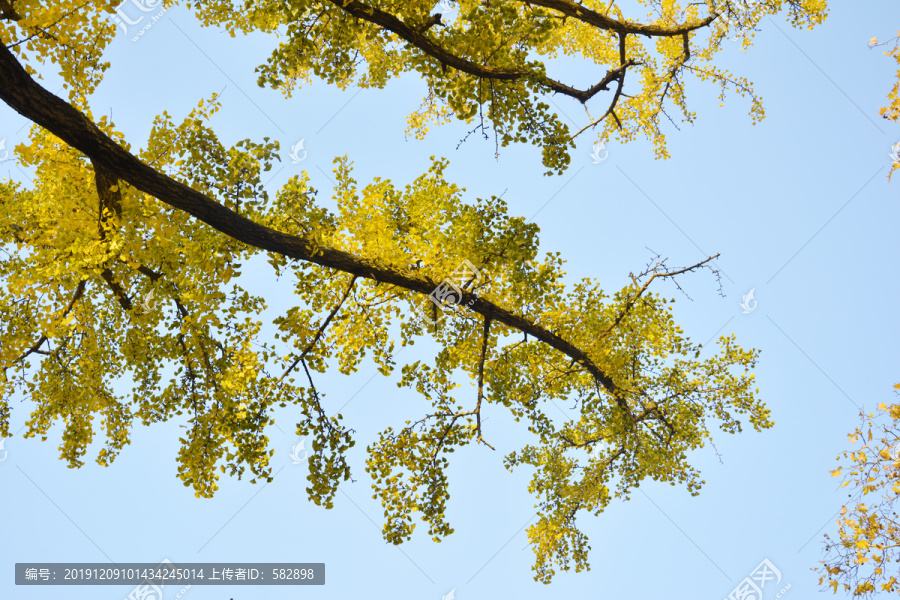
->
xmin=1 ymin=1 xmax=899 ymax=599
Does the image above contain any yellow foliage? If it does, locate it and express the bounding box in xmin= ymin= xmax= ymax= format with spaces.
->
xmin=0 ymin=0 xmax=833 ymax=583
xmin=821 ymin=383 xmax=900 ymax=595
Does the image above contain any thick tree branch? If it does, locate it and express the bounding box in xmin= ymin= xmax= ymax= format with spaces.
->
xmin=324 ymin=0 xmax=624 ymax=103
xmin=521 ymin=0 xmax=715 ymax=36
xmin=414 ymin=12 xmax=443 ymax=34
xmin=135 ymin=264 xmax=163 ymax=282
xmin=100 ymin=268 xmax=133 ymax=311
xmin=570 ymin=33 xmax=631 ymax=138
xmin=0 ymin=41 xmax=630 ymax=410
xmin=92 ymin=161 xmax=132 ymax=311
xmin=0 ymin=0 xmax=19 ymax=21
xmin=94 ymin=161 xmax=123 ymax=222
xmin=92 ymin=162 xmax=134 ymax=310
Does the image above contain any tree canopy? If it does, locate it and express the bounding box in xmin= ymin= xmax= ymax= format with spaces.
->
xmin=1 ymin=0 xmax=828 ymax=172
xmin=0 ymin=0 xmax=831 ymax=583
xmin=819 ymin=385 xmax=900 ymax=597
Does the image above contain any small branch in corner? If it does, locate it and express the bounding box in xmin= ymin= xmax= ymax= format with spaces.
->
xmin=475 ymin=316 xmax=495 ymax=450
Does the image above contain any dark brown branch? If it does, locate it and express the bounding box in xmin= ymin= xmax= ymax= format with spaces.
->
xmin=132 ymin=262 xmax=188 ymax=317
xmin=93 ymin=161 xmax=122 ymax=222
xmin=0 ymin=41 xmax=630 ymax=413
xmin=326 ymin=0 xmax=519 ymax=79
xmin=16 ymin=280 xmax=87 ymax=361
xmin=300 ymin=357 xmax=339 ymax=437
xmin=176 ymin=334 xmax=202 ymax=417
xmin=633 ymin=397 xmax=676 ymax=439
xmin=135 ymin=264 xmax=163 ymax=282
xmin=414 ymin=12 xmax=443 ymax=34
xmin=432 ymin=415 xmax=460 ymax=460
xmin=324 ymin=0 xmax=623 ymax=103
xmin=558 ymin=431 xmax=604 ymax=451
xmin=0 ymin=0 xmax=19 ymax=21
xmin=298 ymin=275 xmax=357 ymax=356
xmin=657 ymin=32 xmax=693 ymax=110
xmin=570 ymin=33 xmax=630 ymax=139
xmin=92 ymin=161 xmax=135 ymax=311
xmin=100 ymin=268 xmax=133 ymax=311
xmin=520 ymin=0 xmax=714 ymax=36
xmin=574 ymin=57 xmax=634 ymax=103
xmin=263 ymin=275 xmax=358 ymax=402
xmin=475 ymin=317 xmax=494 ymax=450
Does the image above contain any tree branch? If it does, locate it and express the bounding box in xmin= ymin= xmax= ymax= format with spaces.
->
xmin=94 ymin=161 xmax=123 ymax=223
xmin=264 ymin=274 xmax=358 ymax=401
xmin=476 ymin=316 xmax=494 ymax=450
xmin=92 ymin=160 xmax=135 ymax=311
xmin=0 ymin=0 xmax=19 ymax=21
xmin=16 ymin=280 xmax=87 ymax=362
xmin=569 ymin=33 xmax=631 ymax=138
xmin=414 ymin=12 xmax=443 ymax=34
xmin=599 ymin=253 xmax=720 ymax=339
xmin=0 ymin=41 xmax=629 ymax=413
xmin=519 ymin=0 xmax=714 ymax=36
xmin=324 ymin=0 xmax=626 ymax=103
xmin=100 ymin=268 xmax=133 ymax=311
